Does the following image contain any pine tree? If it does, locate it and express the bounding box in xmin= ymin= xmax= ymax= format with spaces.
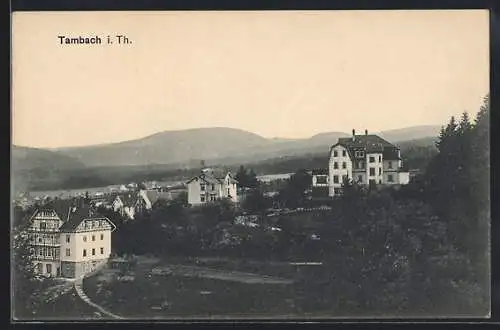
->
xmin=235 ymin=165 xmax=248 ymax=188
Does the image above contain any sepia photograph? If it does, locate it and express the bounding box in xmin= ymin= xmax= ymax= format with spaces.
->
xmin=11 ymin=10 xmax=490 ymax=320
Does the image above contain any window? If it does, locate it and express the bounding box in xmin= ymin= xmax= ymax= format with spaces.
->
xmin=333 ymin=162 xmax=338 ymax=169
xmin=40 ymin=222 xmax=47 ymax=230
xmin=83 ymin=236 xmax=87 ymax=242
xmin=100 ymin=234 xmax=104 ymax=240
xmin=388 ymin=161 xmax=393 ymax=169
xmin=211 ymin=184 xmax=215 ymax=191
xmin=379 ymin=156 xmax=382 ymax=162
xmin=100 ymin=247 xmax=104 ymax=254
xmin=333 ymin=175 xmax=339 ymax=184
xmin=379 ymin=168 xmax=382 ymax=175
xmin=47 ymin=249 xmax=52 ymax=256
xmin=46 ymin=264 xmax=52 ymax=274
xmin=358 ymin=175 xmax=363 ymax=183
xmin=83 ymin=249 xmax=87 ymax=257
xmin=66 ymin=235 xmax=70 ymax=243
xmin=369 ymin=156 xmax=375 ymax=163
xmin=388 ymin=174 xmax=394 ymax=182
xmin=92 ymin=248 xmax=96 ymax=256
xmin=342 ymin=162 xmax=346 ymax=169
xmin=355 ymin=151 xmax=365 ymax=158
xmin=38 ymin=237 xmax=42 ymax=243
xmin=65 ymin=248 xmax=71 ymax=257
xmin=201 ymin=196 xmax=205 ymax=202
xmin=39 ymin=249 xmax=43 ymax=256
xmin=92 ymin=235 xmax=95 ymax=241
xmin=200 ymin=184 xmax=206 ymax=191
xmin=369 ymin=168 xmax=375 ymax=176
xmin=316 ymin=176 xmax=327 ymax=184
xmin=342 ymin=150 xmax=346 ymax=157
xmin=333 ymin=151 xmax=338 ymax=157
xmin=227 ymin=188 xmax=230 ymax=195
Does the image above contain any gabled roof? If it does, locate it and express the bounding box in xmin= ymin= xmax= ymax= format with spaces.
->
xmin=38 ymin=198 xmax=73 ymax=222
xmin=333 ymin=134 xmax=400 ymax=159
xmin=59 ymin=205 xmax=114 ymax=232
xmin=186 ymin=170 xmax=238 ymax=186
xmin=115 ymin=193 xmax=136 ymax=206
xmin=142 ymin=190 xmax=171 ymax=205
xmin=186 ymin=172 xmax=221 ymax=185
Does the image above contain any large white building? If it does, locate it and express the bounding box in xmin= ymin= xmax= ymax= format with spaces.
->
xmin=26 ymin=200 xmax=116 ymax=278
xmin=186 ymin=169 xmax=238 ymax=206
xmin=312 ymin=129 xmax=410 ymax=197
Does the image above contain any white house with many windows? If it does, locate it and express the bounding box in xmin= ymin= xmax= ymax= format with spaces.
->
xmin=186 ymin=169 xmax=238 ymax=206
xmin=312 ymin=129 xmax=410 ymax=197
xmin=26 ymin=201 xmax=116 ymax=278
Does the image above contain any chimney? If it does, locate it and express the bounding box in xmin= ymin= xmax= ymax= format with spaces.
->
xmin=352 ymin=129 xmax=356 ymax=141
xmin=365 ymin=129 xmax=368 ymax=136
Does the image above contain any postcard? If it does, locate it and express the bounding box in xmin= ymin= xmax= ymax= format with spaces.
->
xmin=11 ymin=10 xmax=490 ymax=321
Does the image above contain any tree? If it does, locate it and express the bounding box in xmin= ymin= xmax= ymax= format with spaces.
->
xmin=276 ymin=169 xmax=312 ymax=208
xmin=235 ymin=165 xmax=248 ymax=188
xmin=12 ymin=216 xmax=53 ymax=319
xmin=241 ymin=188 xmax=271 ymax=215
xmin=235 ymin=165 xmax=259 ymax=189
xmin=247 ymin=169 xmax=259 ymax=189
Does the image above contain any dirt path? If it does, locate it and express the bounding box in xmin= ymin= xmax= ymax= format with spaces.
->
xmin=74 ymin=279 xmax=124 ymax=319
xmin=152 ymin=264 xmax=293 ymax=285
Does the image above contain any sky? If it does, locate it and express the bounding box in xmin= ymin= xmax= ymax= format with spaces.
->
xmin=12 ymin=10 xmax=489 ymax=148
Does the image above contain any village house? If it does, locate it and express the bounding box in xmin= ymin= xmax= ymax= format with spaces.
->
xmin=111 ymin=193 xmax=136 ymax=219
xmin=312 ymin=129 xmax=410 ymax=197
xmin=26 ymin=200 xmax=116 ymax=278
xmin=186 ymin=168 xmax=238 ymax=206
xmin=134 ymin=189 xmax=173 ymax=213
xmin=111 ymin=189 xmax=175 ymax=219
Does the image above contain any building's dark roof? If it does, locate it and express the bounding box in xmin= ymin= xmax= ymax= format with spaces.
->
xmin=142 ymin=190 xmax=172 ymax=205
xmin=335 ymin=134 xmax=400 ymax=159
xmin=312 ymin=168 xmax=328 ymax=175
xmin=382 ymin=147 xmax=401 ymax=161
xmin=58 ymin=205 xmax=109 ymax=232
xmin=39 ymin=198 xmax=74 ymax=222
xmin=187 ymin=168 xmax=238 ymax=185
xmin=116 ymin=192 xmax=136 ymax=206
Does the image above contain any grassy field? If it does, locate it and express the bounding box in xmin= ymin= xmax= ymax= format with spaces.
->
xmin=82 ymin=257 xmax=337 ymax=319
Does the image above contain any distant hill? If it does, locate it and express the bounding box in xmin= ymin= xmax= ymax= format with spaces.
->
xmin=378 ymin=125 xmax=441 ymax=143
xmin=36 ymin=125 xmax=441 ymax=168
xmin=54 ymin=127 xmax=270 ymax=168
xmin=11 ymin=145 xmax=87 ymax=193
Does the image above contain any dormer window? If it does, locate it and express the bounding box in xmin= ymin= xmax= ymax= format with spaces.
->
xmin=355 ymin=151 xmax=365 ymax=158
xmin=333 ymin=151 xmax=338 ymax=157
xmin=200 ymin=184 xmax=206 ymax=191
